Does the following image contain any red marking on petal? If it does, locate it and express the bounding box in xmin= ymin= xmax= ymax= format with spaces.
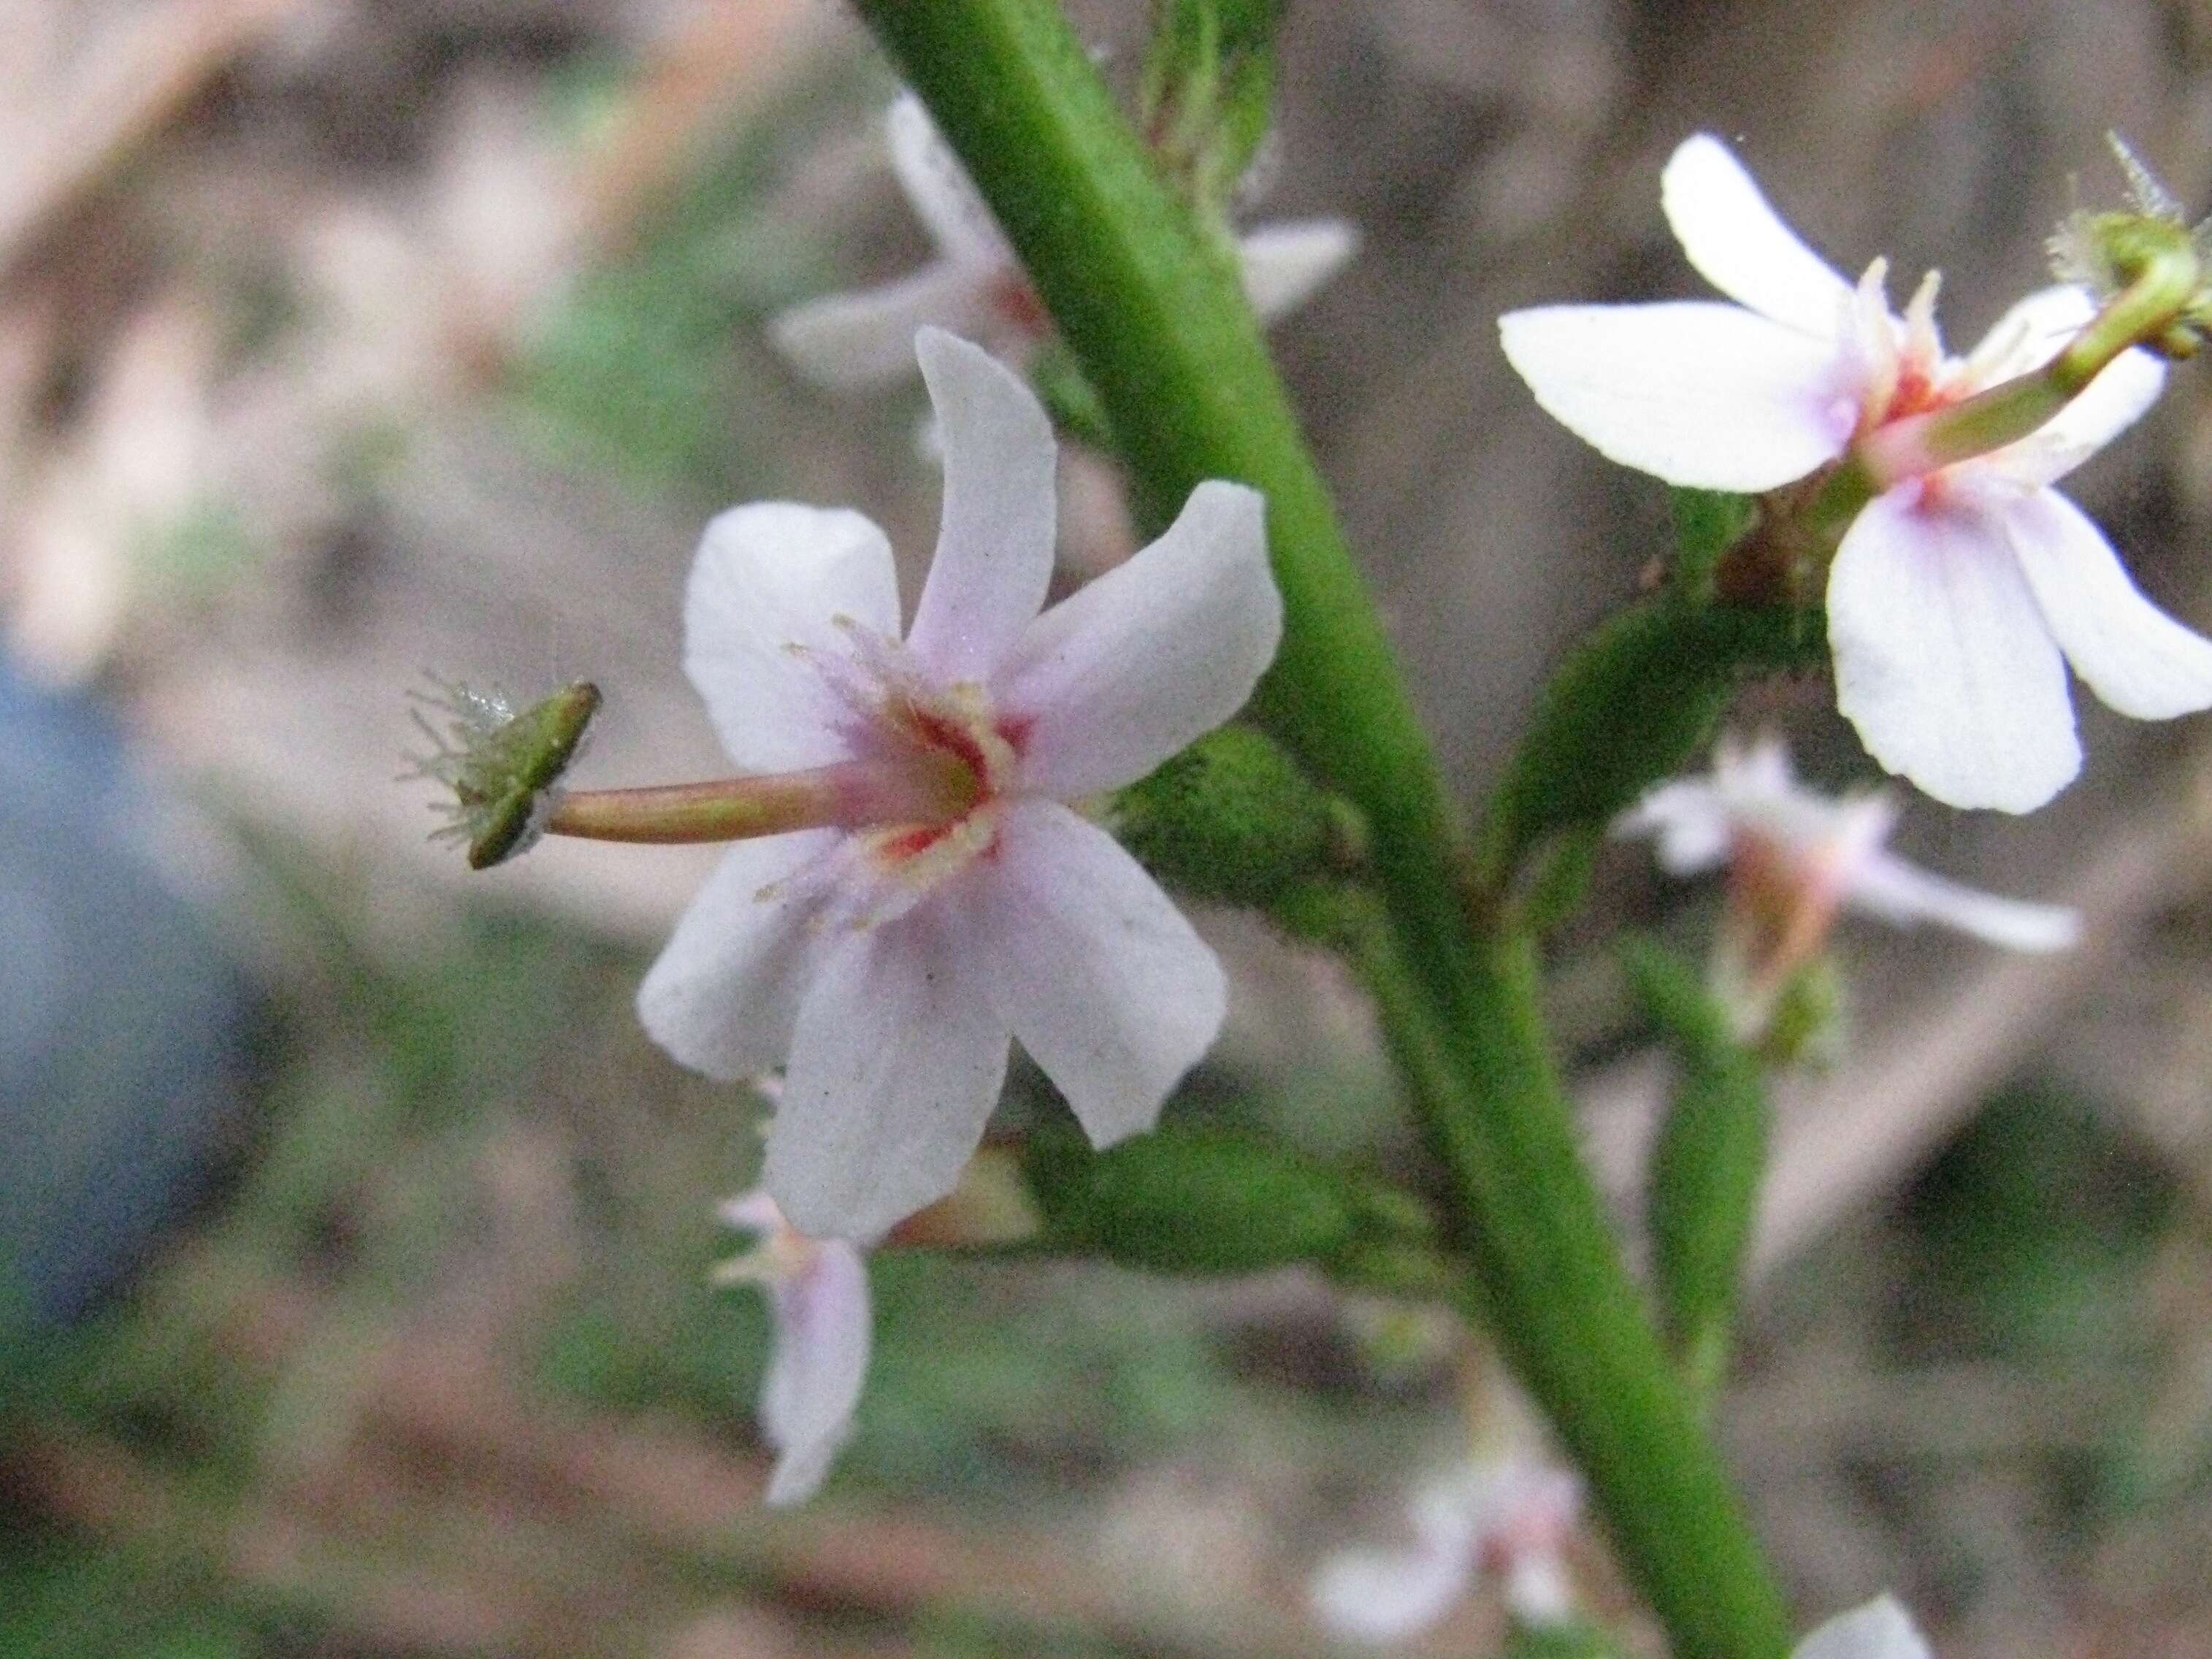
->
xmin=876 ymin=821 xmax=954 ymax=864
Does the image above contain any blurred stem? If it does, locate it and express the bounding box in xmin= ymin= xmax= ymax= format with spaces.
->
xmin=850 ymin=6 xmax=1791 ymax=1655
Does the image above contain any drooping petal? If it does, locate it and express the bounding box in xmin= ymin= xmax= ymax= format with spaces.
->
xmin=1999 ymin=488 xmax=2212 ymax=719
xmin=685 ymin=503 xmax=903 ymax=773
xmin=1615 ymin=778 xmax=1731 ymax=875
xmin=1967 ymin=287 xmax=2167 ymax=486
xmin=768 ymin=266 xmax=998 ymax=391
xmin=638 ymin=830 xmax=846 ymax=1081
xmin=1235 ymin=218 xmax=1361 ymax=321
xmin=1846 ymin=851 xmax=2080 ymax=950
xmin=1659 ymin=134 xmax=1853 ymax=338
xmin=963 ymin=801 xmax=1225 ymax=1149
xmin=1828 ymin=489 xmax=2081 ymax=812
xmin=766 ymin=902 xmax=1010 ymax=1238
xmin=995 ymin=481 xmax=1279 ymax=799
xmin=1792 ymin=1597 xmax=1932 ymax=1659
xmin=903 ymin=329 xmax=1059 ymax=680
xmin=884 ymin=92 xmax=1009 ymax=266
xmin=759 ymin=1238 xmax=872 ymax=1506
xmin=1499 ymin=302 xmax=1853 ymax=491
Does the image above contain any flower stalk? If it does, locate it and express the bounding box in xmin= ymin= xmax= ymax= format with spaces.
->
xmin=848 ymin=4 xmax=1793 ymax=1654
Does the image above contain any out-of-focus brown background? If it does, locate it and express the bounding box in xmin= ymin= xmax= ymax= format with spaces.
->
xmin=3 ymin=1 xmax=2210 ymax=1655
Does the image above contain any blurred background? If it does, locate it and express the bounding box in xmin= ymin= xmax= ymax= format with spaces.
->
xmin=3 ymin=1 xmax=2211 ymax=1654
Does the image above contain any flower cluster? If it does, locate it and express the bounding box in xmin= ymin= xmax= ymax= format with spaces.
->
xmin=1502 ymin=134 xmax=2212 ymax=812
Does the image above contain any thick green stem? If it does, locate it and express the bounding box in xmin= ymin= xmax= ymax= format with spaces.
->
xmin=849 ymin=5 xmax=1791 ymax=1653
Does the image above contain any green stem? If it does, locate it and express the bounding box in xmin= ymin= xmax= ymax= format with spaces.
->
xmin=849 ymin=6 xmax=1791 ymax=1654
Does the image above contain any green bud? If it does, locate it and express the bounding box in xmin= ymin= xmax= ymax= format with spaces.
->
xmin=1022 ymin=1125 xmax=1361 ymax=1275
xmin=1138 ymin=0 xmax=1286 ymax=223
xmin=1110 ymin=724 xmax=1358 ymax=910
xmin=406 ymin=679 xmax=600 ymax=869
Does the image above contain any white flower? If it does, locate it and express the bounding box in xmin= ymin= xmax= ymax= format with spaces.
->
xmin=1309 ymin=1458 xmax=1583 ymax=1644
xmin=1794 ymin=1596 xmax=1933 ymax=1659
xmin=1501 ymin=133 xmax=2212 ymax=813
xmin=715 ymin=1188 xmax=872 ymax=1506
xmin=638 ymin=327 xmax=1281 ymax=1238
xmin=1619 ymin=735 xmax=2075 ymax=1030
xmin=770 ymin=93 xmax=1359 ymax=389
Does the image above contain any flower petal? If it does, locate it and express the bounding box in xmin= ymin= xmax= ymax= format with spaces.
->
xmin=1846 ymin=851 xmax=2080 ymax=950
xmin=768 ymin=266 xmax=998 ymax=391
xmin=2000 ymin=487 xmax=2212 ymax=719
xmin=904 ymin=329 xmax=1059 ymax=680
xmin=995 ymin=480 xmax=1279 ymax=799
xmin=637 ymin=830 xmax=845 ymax=1081
xmin=965 ymin=801 xmax=1225 ymax=1147
xmin=1235 ymin=218 xmax=1360 ymax=321
xmin=1792 ymin=1597 xmax=1932 ymax=1659
xmin=1309 ymin=1536 xmax=1472 ymax=1645
xmin=1660 ymin=134 xmax=1853 ymax=337
xmin=685 ymin=503 xmax=902 ymax=772
xmin=760 ymin=1238 xmax=871 ymax=1506
xmin=1970 ymin=286 xmax=2165 ymax=486
xmin=1830 ymin=490 xmax=2083 ymax=811
xmin=1615 ymin=778 xmax=1731 ymax=874
xmin=766 ymin=902 xmax=1010 ymax=1238
xmin=885 ymin=93 xmax=1009 ymax=266
xmin=1499 ymin=302 xmax=1852 ymax=491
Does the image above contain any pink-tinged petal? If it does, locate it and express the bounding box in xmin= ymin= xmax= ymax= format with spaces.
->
xmin=1615 ymin=777 xmax=1730 ymax=875
xmin=2002 ymin=488 xmax=2212 ymax=718
xmin=904 ymin=329 xmax=1059 ymax=680
xmin=760 ymin=1239 xmax=871 ymax=1506
xmin=1235 ymin=218 xmax=1360 ymax=321
xmin=1309 ymin=1533 xmax=1473 ymax=1645
xmin=1970 ymin=290 xmax=2165 ymax=488
xmin=719 ymin=1187 xmax=784 ymax=1233
xmin=766 ymin=903 xmax=1010 ymax=1238
xmin=638 ymin=830 xmax=845 ymax=1081
xmin=965 ymin=801 xmax=1225 ymax=1148
xmin=1828 ymin=490 xmax=2081 ymax=812
xmin=996 ymin=480 xmax=1278 ymax=798
xmin=1660 ymin=134 xmax=1853 ymax=338
xmin=1846 ymin=851 xmax=2080 ymax=951
xmin=686 ymin=503 xmax=902 ymax=772
xmin=885 ymin=93 xmax=1008 ymax=266
xmin=1499 ymin=302 xmax=1851 ymax=491
xmin=768 ymin=266 xmax=998 ymax=391
xmin=1793 ymin=1598 xmax=1932 ymax=1659
xmin=1822 ymin=486 xmax=2079 ymax=813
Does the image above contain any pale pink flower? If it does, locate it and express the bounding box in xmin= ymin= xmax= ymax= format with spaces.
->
xmin=1309 ymin=1458 xmax=1583 ymax=1644
xmin=1501 ymin=134 xmax=2212 ymax=813
xmin=638 ymin=328 xmax=1280 ymax=1238
xmin=715 ymin=1188 xmax=872 ymax=1506
xmin=1794 ymin=1597 xmax=1933 ymax=1659
xmin=770 ymin=93 xmax=1358 ymax=388
xmin=1619 ymin=735 xmax=2075 ymax=1030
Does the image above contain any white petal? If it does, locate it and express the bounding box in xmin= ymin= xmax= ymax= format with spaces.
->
xmin=1309 ymin=1538 xmax=1472 ymax=1645
xmin=1970 ymin=287 xmax=2165 ymax=486
xmin=1847 ymin=851 xmax=2080 ymax=950
xmin=769 ymin=266 xmax=998 ymax=391
xmin=1792 ymin=1597 xmax=1932 ymax=1659
xmin=1660 ymin=134 xmax=1853 ymax=337
xmin=638 ymin=831 xmax=845 ymax=1081
xmin=760 ymin=1239 xmax=871 ymax=1506
xmin=1499 ymin=302 xmax=1852 ymax=491
xmin=995 ymin=480 xmax=1279 ymax=799
xmin=719 ymin=1187 xmax=784 ymax=1233
xmin=766 ymin=903 xmax=1010 ymax=1238
xmin=964 ymin=801 xmax=1225 ymax=1148
xmin=2001 ymin=487 xmax=2212 ymax=719
xmin=885 ymin=92 xmax=1008 ymax=265
xmin=1615 ymin=778 xmax=1731 ymax=875
xmin=685 ymin=503 xmax=902 ymax=772
xmin=904 ymin=329 xmax=1059 ymax=680
xmin=1828 ymin=490 xmax=2081 ymax=812
xmin=1235 ymin=218 xmax=1360 ymax=321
